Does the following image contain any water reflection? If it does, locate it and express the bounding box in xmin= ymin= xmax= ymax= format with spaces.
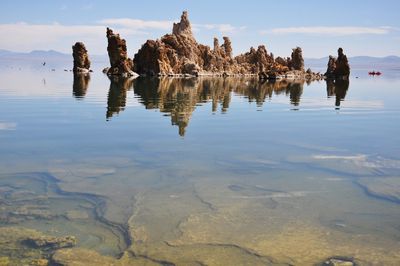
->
xmin=103 ymin=77 xmax=349 ymax=135
xmin=72 ymin=73 xmax=90 ymax=99
xmin=106 ymin=76 xmax=133 ymax=119
xmin=326 ymin=78 xmax=349 ymax=109
xmin=133 ymin=78 xmax=307 ymax=135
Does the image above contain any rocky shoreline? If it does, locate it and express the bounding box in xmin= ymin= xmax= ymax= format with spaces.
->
xmin=73 ymin=11 xmax=349 ymax=81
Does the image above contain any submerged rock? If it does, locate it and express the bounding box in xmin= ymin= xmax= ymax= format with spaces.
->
xmin=106 ymin=28 xmax=137 ymax=77
xmin=23 ymin=236 xmax=76 ymax=250
xmin=72 ymin=42 xmax=91 ymax=73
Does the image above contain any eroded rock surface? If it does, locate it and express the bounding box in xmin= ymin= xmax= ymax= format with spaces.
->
xmin=106 ymin=28 xmax=136 ymax=77
xmin=325 ymin=48 xmax=350 ymax=78
xmin=133 ymin=11 xmax=322 ymax=79
xmin=72 ymin=42 xmax=91 ymax=73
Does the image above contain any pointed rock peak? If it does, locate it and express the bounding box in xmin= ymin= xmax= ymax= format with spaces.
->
xmin=172 ymin=11 xmax=193 ymax=36
xmin=213 ymin=37 xmax=220 ymax=52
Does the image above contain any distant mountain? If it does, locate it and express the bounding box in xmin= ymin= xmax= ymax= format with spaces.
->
xmin=0 ymin=49 xmax=107 ymax=62
xmin=305 ymin=56 xmax=400 ymax=69
xmin=1 ymin=49 xmax=399 ymax=69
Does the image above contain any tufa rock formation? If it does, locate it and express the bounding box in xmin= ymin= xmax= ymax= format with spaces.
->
xmin=72 ymin=42 xmax=91 ymax=73
xmin=290 ymin=47 xmax=304 ymax=71
xmin=325 ymin=48 xmax=350 ymax=78
xmin=106 ymin=27 xmax=137 ymax=77
xmin=334 ymin=47 xmax=350 ymax=77
xmin=133 ymin=11 xmax=322 ymax=80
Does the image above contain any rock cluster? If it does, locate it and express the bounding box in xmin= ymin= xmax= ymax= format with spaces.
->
xmin=133 ymin=11 xmax=320 ymax=79
xmin=72 ymin=42 xmax=91 ymax=73
xmin=325 ymin=48 xmax=350 ymax=78
xmin=106 ymin=27 xmax=136 ymax=77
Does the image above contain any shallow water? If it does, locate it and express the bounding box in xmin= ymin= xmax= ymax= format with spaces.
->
xmin=0 ymin=60 xmax=400 ymax=265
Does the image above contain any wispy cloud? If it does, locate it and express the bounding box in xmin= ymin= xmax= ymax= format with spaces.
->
xmin=0 ymin=122 xmax=16 ymax=130
xmin=0 ymin=21 xmax=151 ymax=53
xmin=261 ymin=26 xmax=393 ymax=36
xmin=194 ymin=23 xmax=246 ymax=34
xmin=98 ymin=18 xmax=173 ymax=30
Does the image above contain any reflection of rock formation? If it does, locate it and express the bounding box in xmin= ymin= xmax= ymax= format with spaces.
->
xmin=133 ymin=78 xmax=306 ymax=136
xmin=134 ymin=78 xmax=200 ymax=136
xmin=73 ymin=73 xmax=90 ymax=99
xmin=326 ymin=78 xmax=349 ymax=108
xmin=106 ymin=76 xmax=133 ymax=119
xmin=72 ymin=42 xmax=91 ymax=73
xmin=106 ymin=28 xmax=136 ymax=77
xmin=286 ymin=82 xmax=304 ymax=106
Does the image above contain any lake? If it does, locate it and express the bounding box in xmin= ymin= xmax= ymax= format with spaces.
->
xmin=0 ymin=60 xmax=399 ymax=265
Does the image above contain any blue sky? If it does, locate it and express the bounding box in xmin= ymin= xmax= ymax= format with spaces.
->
xmin=1 ymin=0 xmax=399 ymax=58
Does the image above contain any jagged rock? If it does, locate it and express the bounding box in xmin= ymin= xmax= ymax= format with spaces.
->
xmin=275 ymin=56 xmax=288 ymax=66
xmin=334 ymin=47 xmax=350 ymax=77
xmin=133 ymin=11 xmax=320 ymax=79
xmin=290 ymin=47 xmax=304 ymax=71
xmin=213 ymin=37 xmax=220 ymax=52
xmin=325 ymin=56 xmax=337 ymax=77
xmin=172 ymin=11 xmax=192 ymax=36
xmin=325 ymin=48 xmax=350 ymax=78
xmin=72 ymin=42 xmax=90 ymax=73
xmin=106 ymin=27 xmax=137 ymax=77
xmin=222 ymin=36 xmax=232 ymax=59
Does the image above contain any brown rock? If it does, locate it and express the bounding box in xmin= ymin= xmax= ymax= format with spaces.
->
xmin=290 ymin=47 xmax=304 ymax=71
xmin=72 ymin=42 xmax=90 ymax=73
xmin=172 ymin=11 xmax=192 ymax=37
xmin=325 ymin=55 xmax=337 ymax=77
xmin=106 ymin=27 xmax=136 ymax=77
xmin=325 ymin=48 xmax=350 ymax=78
xmin=133 ymin=11 xmax=315 ymax=79
xmin=222 ymin=36 xmax=232 ymax=59
xmin=334 ymin=47 xmax=350 ymax=77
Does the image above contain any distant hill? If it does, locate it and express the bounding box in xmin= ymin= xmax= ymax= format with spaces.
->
xmin=1 ymin=49 xmax=399 ymax=69
xmin=305 ymin=56 xmax=400 ymax=69
xmin=0 ymin=49 xmax=107 ymax=62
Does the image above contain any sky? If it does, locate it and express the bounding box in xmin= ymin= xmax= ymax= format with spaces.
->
xmin=0 ymin=0 xmax=399 ymax=58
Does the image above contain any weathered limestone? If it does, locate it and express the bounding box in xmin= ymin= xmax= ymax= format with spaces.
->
xmin=325 ymin=48 xmax=350 ymax=78
xmin=72 ymin=42 xmax=90 ymax=73
xmin=290 ymin=47 xmax=304 ymax=71
xmin=106 ymin=27 xmax=137 ymax=77
xmin=133 ymin=11 xmax=322 ymax=79
xmin=334 ymin=48 xmax=350 ymax=77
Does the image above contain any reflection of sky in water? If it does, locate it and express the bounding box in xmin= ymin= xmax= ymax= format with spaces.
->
xmin=0 ymin=62 xmax=400 ymax=265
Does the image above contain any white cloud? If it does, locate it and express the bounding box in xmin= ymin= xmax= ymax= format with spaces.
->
xmin=262 ymin=26 xmax=393 ymax=36
xmin=194 ymin=23 xmax=246 ymax=34
xmin=0 ymin=22 xmax=149 ymax=54
xmin=98 ymin=18 xmax=173 ymax=30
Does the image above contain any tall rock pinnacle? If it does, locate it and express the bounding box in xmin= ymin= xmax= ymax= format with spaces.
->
xmin=172 ymin=11 xmax=193 ymax=36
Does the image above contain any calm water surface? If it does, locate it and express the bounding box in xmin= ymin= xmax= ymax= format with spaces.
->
xmin=0 ymin=61 xmax=399 ymax=265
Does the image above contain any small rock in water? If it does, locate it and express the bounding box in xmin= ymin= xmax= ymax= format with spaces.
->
xmin=322 ymin=257 xmax=355 ymax=266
